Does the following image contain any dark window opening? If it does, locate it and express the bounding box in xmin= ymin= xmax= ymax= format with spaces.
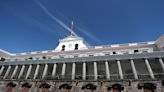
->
xmin=74 ymin=55 xmax=78 ymax=58
xmin=105 ymin=53 xmax=110 ymax=56
xmin=113 ymin=52 xmax=116 ymax=54
xmin=28 ymin=57 xmax=33 ymax=60
xmin=75 ymin=44 xmax=79 ymax=50
xmin=62 ymin=45 xmax=65 ymax=51
xmin=142 ymin=51 xmax=148 ymax=53
xmin=42 ymin=56 xmax=46 ymax=59
xmin=138 ymin=83 xmax=156 ymax=92
xmin=0 ymin=58 xmax=5 ymax=61
xmin=89 ymin=54 xmax=94 ymax=57
xmin=108 ymin=84 xmax=124 ymax=92
xmin=134 ymin=50 xmax=139 ymax=53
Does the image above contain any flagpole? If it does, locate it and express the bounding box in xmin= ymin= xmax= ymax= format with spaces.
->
xmin=71 ymin=21 xmax=74 ymax=36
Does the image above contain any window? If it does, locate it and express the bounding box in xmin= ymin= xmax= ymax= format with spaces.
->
xmin=108 ymin=84 xmax=124 ymax=92
xmin=142 ymin=50 xmax=148 ymax=53
xmin=28 ymin=57 xmax=33 ymax=60
xmin=105 ymin=53 xmax=110 ymax=56
xmin=74 ymin=55 xmax=78 ymax=58
xmin=0 ymin=58 xmax=5 ymax=61
xmin=74 ymin=44 xmax=78 ymax=50
xmin=62 ymin=45 xmax=65 ymax=51
xmin=89 ymin=54 xmax=94 ymax=57
xmin=134 ymin=50 xmax=139 ymax=53
xmin=42 ymin=56 xmax=46 ymax=59
xmin=138 ymin=83 xmax=156 ymax=92
xmin=113 ymin=52 xmax=116 ymax=54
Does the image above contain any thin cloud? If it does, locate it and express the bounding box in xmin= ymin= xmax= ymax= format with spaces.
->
xmin=34 ymin=0 xmax=77 ymax=36
xmin=77 ymin=27 xmax=103 ymax=44
xmin=34 ymin=0 xmax=102 ymax=44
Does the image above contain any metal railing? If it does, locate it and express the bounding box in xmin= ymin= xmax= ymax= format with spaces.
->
xmin=1 ymin=73 xmax=164 ymax=81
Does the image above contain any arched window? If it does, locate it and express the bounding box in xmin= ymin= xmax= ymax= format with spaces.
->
xmin=81 ymin=84 xmax=97 ymax=92
xmin=62 ymin=45 xmax=65 ymax=51
xmin=108 ymin=84 xmax=124 ymax=92
xmin=59 ymin=84 xmax=72 ymax=92
xmin=138 ymin=83 xmax=156 ymax=92
xmin=6 ymin=82 xmax=16 ymax=92
xmin=39 ymin=83 xmax=51 ymax=92
xmin=22 ymin=83 xmax=32 ymax=92
xmin=143 ymin=83 xmax=156 ymax=92
xmin=74 ymin=44 xmax=78 ymax=50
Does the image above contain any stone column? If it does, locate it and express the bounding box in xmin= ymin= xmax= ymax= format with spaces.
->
xmin=159 ymin=58 xmax=164 ymax=71
xmin=130 ymin=59 xmax=138 ymax=79
xmin=94 ymin=62 xmax=98 ymax=80
xmin=0 ymin=65 xmax=5 ymax=75
xmin=3 ymin=65 xmax=11 ymax=79
xmin=18 ymin=65 xmax=25 ymax=79
xmin=11 ymin=65 xmax=18 ymax=79
xmin=33 ymin=64 xmax=40 ymax=79
xmin=117 ymin=60 xmax=123 ymax=79
xmin=105 ymin=61 xmax=110 ymax=80
xmin=72 ymin=63 xmax=76 ymax=80
xmin=52 ymin=64 xmax=57 ymax=78
xmin=25 ymin=64 xmax=32 ymax=79
xmin=61 ymin=63 xmax=66 ymax=78
xmin=42 ymin=64 xmax=48 ymax=79
xmin=144 ymin=59 xmax=155 ymax=79
xmin=83 ymin=62 xmax=86 ymax=80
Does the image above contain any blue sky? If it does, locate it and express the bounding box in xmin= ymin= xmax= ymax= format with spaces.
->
xmin=0 ymin=0 xmax=164 ymax=53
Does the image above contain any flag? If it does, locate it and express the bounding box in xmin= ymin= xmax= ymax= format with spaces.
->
xmin=71 ymin=21 xmax=74 ymax=33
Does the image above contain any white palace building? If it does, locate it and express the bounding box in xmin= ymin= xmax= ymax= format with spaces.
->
xmin=0 ymin=31 xmax=164 ymax=92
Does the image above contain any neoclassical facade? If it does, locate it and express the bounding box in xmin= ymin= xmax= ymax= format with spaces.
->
xmin=0 ymin=34 xmax=164 ymax=92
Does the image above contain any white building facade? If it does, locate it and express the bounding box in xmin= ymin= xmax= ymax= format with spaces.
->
xmin=0 ymin=34 xmax=164 ymax=92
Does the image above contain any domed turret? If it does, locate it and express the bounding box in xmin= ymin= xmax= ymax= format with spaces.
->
xmin=55 ymin=35 xmax=87 ymax=51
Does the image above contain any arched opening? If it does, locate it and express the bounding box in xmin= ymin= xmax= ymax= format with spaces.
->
xmin=62 ymin=45 xmax=65 ymax=51
xmin=138 ymin=83 xmax=156 ymax=92
xmin=143 ymin=83 xmax=156 ymax=92
xmin=59 ymin=84 xmax=72 ymax=92
xmin=74 ymin=44 xmax=78 ymax=50
xmin=22 ymin=83 xmax=32 ymax=92
xmin=81 ymin=83 xmax=97 ymax=92
xmin=6 ymin=82 xmax=16 ymax=92
xmin=39 ymin=83 xmax=51 ymax=92
xmin=108 ymin=84 xmax=124 ymax=92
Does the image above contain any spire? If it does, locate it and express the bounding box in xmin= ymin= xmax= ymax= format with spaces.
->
xmin=70 ymin=20 xmax=74 ymax=35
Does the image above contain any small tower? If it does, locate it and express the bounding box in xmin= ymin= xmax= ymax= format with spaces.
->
xmin=55 ymin=21 xmax=87 ymax=51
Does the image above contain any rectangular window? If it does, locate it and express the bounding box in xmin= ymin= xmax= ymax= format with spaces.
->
xmin=134 ymin=50 xmax=139 ymax=53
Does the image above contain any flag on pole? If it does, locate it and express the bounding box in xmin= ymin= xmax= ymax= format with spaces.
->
xmin=71 ymin=21 xmax=74 ymax=35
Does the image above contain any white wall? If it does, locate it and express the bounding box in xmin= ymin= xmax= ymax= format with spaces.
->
xmin=55 ymin=40 xmax=87 ymax=51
